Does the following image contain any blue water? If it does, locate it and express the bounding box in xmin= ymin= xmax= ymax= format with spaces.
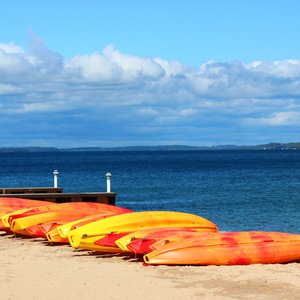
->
xmin=0 ymin=150 xmax=300 ymax=233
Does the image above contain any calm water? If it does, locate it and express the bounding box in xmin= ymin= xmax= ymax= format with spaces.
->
xmin=0 ymin=150 xmax=300 ymax=233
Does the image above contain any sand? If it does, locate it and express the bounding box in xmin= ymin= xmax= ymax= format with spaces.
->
xmin=0 ymin=233 xmax=300 ymax=300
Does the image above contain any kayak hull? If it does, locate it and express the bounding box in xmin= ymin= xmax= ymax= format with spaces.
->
xmin=116 ymin=227 xmax=200 ymax=252
xmin=144 ymin=231 xmax=300 ymax=265
xmin=9 ymin=203 xmax=132 ymax=236
xmin=68 ymin=211 xmax=218 ymax=251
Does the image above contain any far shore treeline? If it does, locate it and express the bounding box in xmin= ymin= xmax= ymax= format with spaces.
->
xmin=0 ymin=142 xmax=300 ymax=152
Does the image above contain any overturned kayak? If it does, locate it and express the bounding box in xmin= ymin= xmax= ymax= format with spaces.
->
xmin=0 ymin=198 xmax=53 ymax=214
xmin=47 ymin=210 xmax=133 ymax=243
xmin=144 ymin=231 xmax=300 ymax=265
xmin=68 ymin=211 xmax=218 ymax=251
xmin=0 ymin=198 xmax=54 ymax=232
xmin=4 ymin=202 xmax=129 ymax=228
xmin=2 ymin=204 xmax=60 ymax=228
xmin=9 ymin=203 xmax=132 ymax=237
xmin=37 ymin=205 xmax=132 ymax=239
xmin=123 ymin=229 xmax=205 ymax=254
xmin=55 ymin=210 xmax=133 ymax=240
xmin=115 ymin=227 xmax=200 ymax=252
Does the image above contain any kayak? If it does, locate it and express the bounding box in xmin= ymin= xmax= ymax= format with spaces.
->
xmin=10 ymin=203 xmax=132 ymax=237
xmin=46 ymin=227 xmax=69 ymax=243
xmin=68 ymin=211 xmax=218 ymax=251
xmin=47 ymin=210 xmax=133 ymax=243
xmin=0 ymin=198 xmax=54 ymax=233
xmin=4 ymin=202 xmax=130 ymax=228
xmin=0 ymin=198 xmax=53 ymax=214
xmin=115 ymin=227 xmax=198 ymax=252
xmin=144 ymin=231 xmax=300 ymax=265
xmin=121 ymin=228 xmax=205 ymax=254
xmin=28 ymin=208 xmax=132 ymax=239
xmin=23 ymin=211 xmax=108 ymax=237
xmin=5 ymin=202 xmax=130 ymax=227
xmin=93 ymin=228 xmax=201 ymax=253
xmin=94 ymin=232 xmax=130 ymax=247
xmin=2 ymin=205 xmax=59 ymax=228
xmin=56 ymin=210 xmax=133 ymax=239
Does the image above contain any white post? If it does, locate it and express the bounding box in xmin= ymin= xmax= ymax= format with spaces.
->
xmin=53 ymin=170 xmax=59 ymax=188
xmin=106 ymin=172 xmax=112 ymax=193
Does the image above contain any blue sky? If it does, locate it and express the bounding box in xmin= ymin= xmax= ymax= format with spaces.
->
xmin=1 ymin=0 xmax=300 ymax=147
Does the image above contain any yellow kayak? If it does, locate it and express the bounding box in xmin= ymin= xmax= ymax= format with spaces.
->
xmin=1 ymin=204 xmax=59 ymax=228
xmin=7 ymin=202 xmax=131 ymax=233
xmin=68 ymin=211 xmax=218 ymax=251
xmin=10 ymin=208 xmax=123 ymax=235
xmin=46 ymin=227 xmax=69 ymax=243
xmin=56 ymin=212 xmax=120 ymax=239
xmin=47 ymin=211 xmax=132 ymax=243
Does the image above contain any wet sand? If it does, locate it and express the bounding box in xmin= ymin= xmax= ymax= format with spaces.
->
xmin=0 ymin=233 xmax=299 ymax=300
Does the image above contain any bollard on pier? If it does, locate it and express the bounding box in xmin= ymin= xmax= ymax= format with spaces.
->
xmin=106 ymin=172 xmax=112 ymax=193
xmin=53 ymin=170 xmax=59 ymax=188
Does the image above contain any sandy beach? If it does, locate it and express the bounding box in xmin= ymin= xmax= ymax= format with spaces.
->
xmin=0 ymin=233 xmax=299 ymax=300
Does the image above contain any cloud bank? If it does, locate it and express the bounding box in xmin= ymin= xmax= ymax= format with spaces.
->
xmin=1 ymin=37 xmax=300 ymax=147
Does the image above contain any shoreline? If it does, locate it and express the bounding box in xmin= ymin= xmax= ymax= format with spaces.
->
xmin=1 ymin=233 xmax=300 ymax=300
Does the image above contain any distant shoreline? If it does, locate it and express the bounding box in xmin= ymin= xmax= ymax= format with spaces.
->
xmin=0 ymin=142 xmax=300 ymax=152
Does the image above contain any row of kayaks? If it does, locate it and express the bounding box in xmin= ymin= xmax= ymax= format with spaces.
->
xmin=1 ymin=197 xmax=300 ymax=265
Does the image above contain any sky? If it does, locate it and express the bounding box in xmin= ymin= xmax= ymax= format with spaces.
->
xmin=1 ymin=0 xmax=300 ymax=147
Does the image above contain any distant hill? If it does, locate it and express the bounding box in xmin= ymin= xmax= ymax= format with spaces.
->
xmin=0 ymin=147 xmax=60 ymax=153
xmin=63 ymin=145 xmax=205 ymax=151
xmin=0 ymin=142 xmax=300 ymax=152
xmin=251 ymin=142 xmax=300 ymax=150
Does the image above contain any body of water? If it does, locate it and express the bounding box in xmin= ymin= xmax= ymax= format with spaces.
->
xmin=0 ymin=150 xmax=299 ymax=233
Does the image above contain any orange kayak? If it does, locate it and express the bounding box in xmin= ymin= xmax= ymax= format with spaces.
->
xmin=4 ymin=202 xmax=131 ymax=229
xmin=0 ymin=198 xmax=53 ymax=214
xmin=115 ymin=227 xmax=201 ymax=252
xmin=144 ymin=231 xmax=300 ymax=265
xmin=7 ymin=202 xmax=130 ymax=225
xmin=0 ymin=198 xmax=53 ymax=233
xmin=125 ymin=228 xmax=203 ymax=254
xmin=10 ymin=203 xmax=132 ymax=237
xmin=93 ymin=228 xmax=200 ymax=254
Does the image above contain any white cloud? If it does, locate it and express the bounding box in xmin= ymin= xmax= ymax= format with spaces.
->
xmin=65 ymin=53 xmax=122 ymax=82
xmin=245 ymin=111 xmax=300 ymax=126
xmin=1 ymin=37 xmax=300 ymax=146
xmin=248 ymin=59 xmax=300 ymax=78
xmin=0 ymin=49 xmax=32 ymax=75
xmin=0 ymin=42 xmax=24 ymax=54
xmin=65 ymin=45 xmax=165 ymax=83
xmin=103 ymin=45 xmax=165 ymax=80
xmin=136 ymin=107 xmax=160 ymax=117
xmin=21 ymin=102 xmax=64 ymax=113
xmin=0 ymin=84 xmax=22 ymax=94
xmin=178 ymin=108 xmax=198 ymax=117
